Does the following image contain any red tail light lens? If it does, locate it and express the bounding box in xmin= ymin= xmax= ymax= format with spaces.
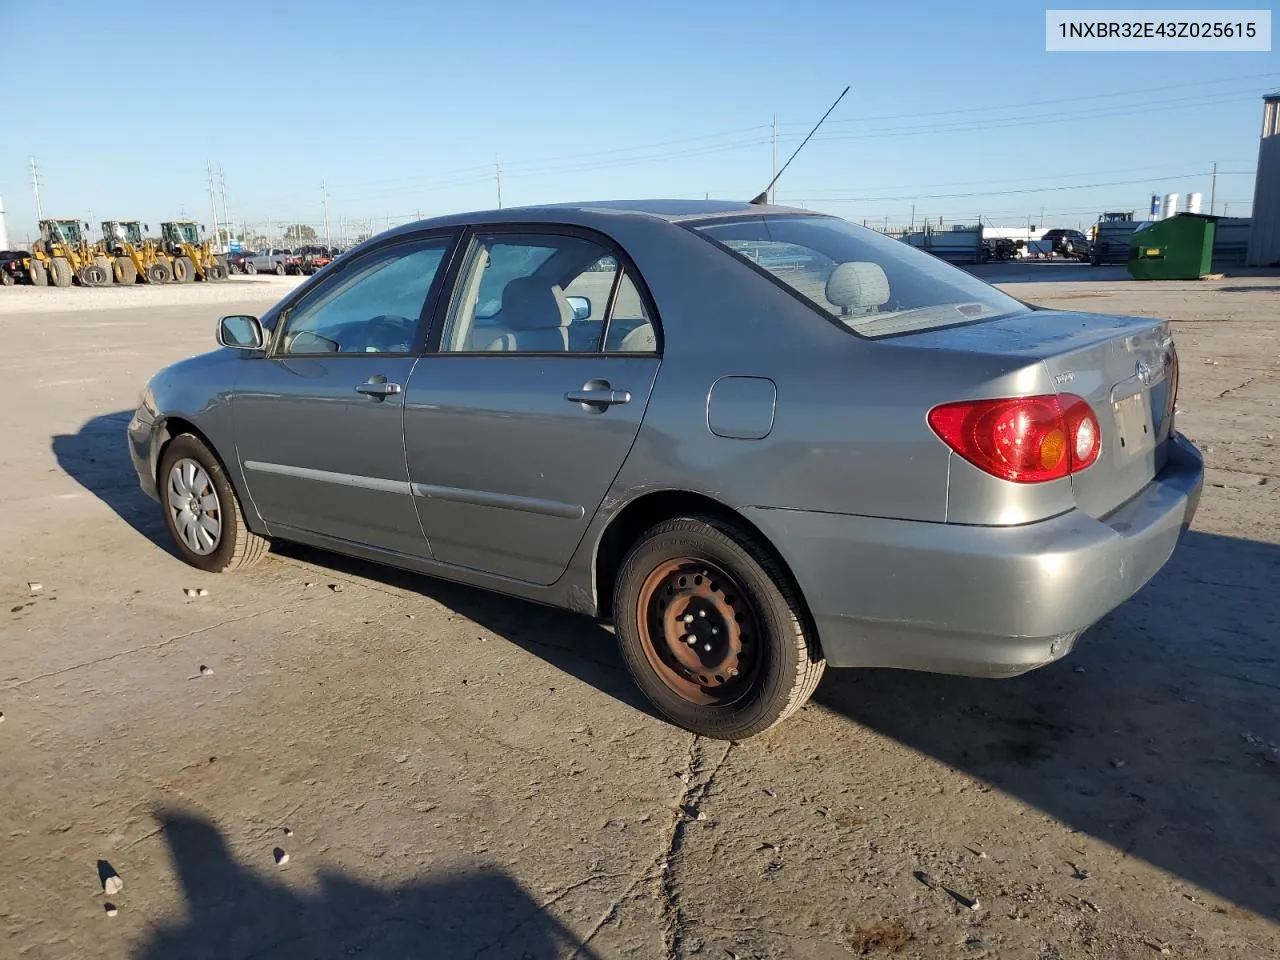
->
xmin=928 ymin=393 xmax=1101 ymax=483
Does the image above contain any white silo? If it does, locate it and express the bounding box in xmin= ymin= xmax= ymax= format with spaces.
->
xmin=1161 ymin=193 xmax=1180 ymax=220
xmin=0 ymin=195 xmax=9 ymax=250
xmin=1185 ymin=192 xmax=1203 ymax=214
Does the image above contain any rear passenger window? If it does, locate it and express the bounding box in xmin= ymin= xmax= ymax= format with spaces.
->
xmin=605 ymin=272 xmax=657 ymax=353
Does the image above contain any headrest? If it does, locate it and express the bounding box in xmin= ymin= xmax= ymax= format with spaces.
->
xmin=825 ymin=261 xmax=890 ymax=312
xmin=500 ymin=277 xmax=573 ymax=330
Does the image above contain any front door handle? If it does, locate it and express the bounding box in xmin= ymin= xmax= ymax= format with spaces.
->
xmin=566 ymin=381 xmax=631 ymax=411
xmin=355 ymin=377 xmax=403 ymax=400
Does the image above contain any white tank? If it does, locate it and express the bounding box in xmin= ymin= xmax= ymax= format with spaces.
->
xmin=1161 ymin=193 xmax=1180 ymax=220
xmin=1185 ymin=192 xmax=1203 ymax=214
xmin=0 ymin=195 xmax=9 ymax=250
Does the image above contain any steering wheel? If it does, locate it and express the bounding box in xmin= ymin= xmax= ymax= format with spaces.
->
xmin=363 ymin=314 xmax=416 ymax=353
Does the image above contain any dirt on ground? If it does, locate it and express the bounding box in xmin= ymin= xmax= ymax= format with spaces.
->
xmin=1 ymin=265 xmax=1277 ymax=959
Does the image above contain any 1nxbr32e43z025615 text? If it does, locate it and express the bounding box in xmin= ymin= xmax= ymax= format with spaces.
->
xmin=1046 ymin=9 xmax=1271 ymax=50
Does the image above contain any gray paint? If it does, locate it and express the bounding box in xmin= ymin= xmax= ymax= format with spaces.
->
xmin=1246 ymin=95 xmax=1280 ymax=267
xmin=129 ymin=199 xmax=1205 ymax=677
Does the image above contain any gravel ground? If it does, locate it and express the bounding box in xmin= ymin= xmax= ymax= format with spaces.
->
xmin=1 ymin=264 xmax=1277 ymax=959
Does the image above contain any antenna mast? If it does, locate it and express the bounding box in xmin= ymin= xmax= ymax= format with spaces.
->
xmin=751 ymin=85 xmax=850 ymax=205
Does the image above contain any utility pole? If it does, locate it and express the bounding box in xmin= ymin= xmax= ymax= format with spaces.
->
xmin=910 ymin=204 xmax=915 ymax=231
xmin=206 ymin=161 xmax=222 ymax=251
xmin=770 ymin=114 xmax=777 ymax=204
xmin=322 ymin=180 xmax=331 ymax=249
xmin=1209 ymin=160 xmax=1217 ymax=215
xmin=30 ymin=157 xmax=43 ymax=220
xmin=495 ymin=157 xmax=503 ymax=209
xmin=219 ymin=165 xmax=232 ymax=245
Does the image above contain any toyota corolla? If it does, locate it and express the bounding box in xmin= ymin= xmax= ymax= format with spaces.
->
xmin=128 ymin=200 xmax=1203 ymax=740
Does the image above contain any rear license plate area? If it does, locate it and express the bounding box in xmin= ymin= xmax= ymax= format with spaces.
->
xmin=1113 ymin=393 xmax=1154 ymax=461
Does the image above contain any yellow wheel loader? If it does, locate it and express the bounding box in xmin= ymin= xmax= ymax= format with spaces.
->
xmin=100 ymin=221 xmax=173 ymax=284
xmin=159 ymin=221 xmax=228 ymax=282
xmin=30 ymin=219 xmax=113 ymax=287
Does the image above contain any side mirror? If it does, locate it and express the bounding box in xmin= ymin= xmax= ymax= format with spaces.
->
xmin=566 ymin=295 xmax=591 ymax=321
xmin=217 ymin=314 xmax=265 ymax=350
xmin=144 ymin=224 xmax=150 ymax=231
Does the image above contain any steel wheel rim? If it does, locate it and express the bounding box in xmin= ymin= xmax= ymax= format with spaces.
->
xmin=167 ymin=458 xmax=222 ymax=556
xmin=635 ymin=557 xmax=761 ymax=706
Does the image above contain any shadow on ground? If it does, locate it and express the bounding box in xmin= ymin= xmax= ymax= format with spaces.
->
xmin=135 ymin=809 xmax=598 ymax=960
xmin=57 ymin=412 xmax=1280 ymax=925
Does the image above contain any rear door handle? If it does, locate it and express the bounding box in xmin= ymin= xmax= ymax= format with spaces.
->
xmin=355 ymin=379 xmax=402 ymax=399
xmin=566 ymin=387 xmax=631 ymax=409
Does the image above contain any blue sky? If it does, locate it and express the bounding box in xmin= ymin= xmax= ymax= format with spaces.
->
xmin=1 ymin=0 xmax=1275 ymax=242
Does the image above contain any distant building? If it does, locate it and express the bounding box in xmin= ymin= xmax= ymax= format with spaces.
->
xmin=1245 ymin=93 xmax=1280 ymax=267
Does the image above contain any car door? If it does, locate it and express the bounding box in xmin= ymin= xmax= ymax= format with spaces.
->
xmin=402 ymin=227 xmax=662 ymax=585
xmin=233 ymin=231 xmax=457 ymax=558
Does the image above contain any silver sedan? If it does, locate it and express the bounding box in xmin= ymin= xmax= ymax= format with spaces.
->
xmin=127 ymin=200 xmax=1204 ymax=739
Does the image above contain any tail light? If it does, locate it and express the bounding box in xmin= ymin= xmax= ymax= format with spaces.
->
xmin=928 ymin=393 xmax=1101 ymax=483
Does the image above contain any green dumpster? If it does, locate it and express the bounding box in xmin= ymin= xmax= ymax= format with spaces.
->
xmin=1127 ymin=213 xmax=1217 ymax=280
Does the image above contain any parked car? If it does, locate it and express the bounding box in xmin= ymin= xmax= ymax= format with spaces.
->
xmin=127 ymin=200 xmax=1202 ymax=740
xmin=242 ymin=248 xmax=290 ymax=275
xmin=1043 ymin=229 xmax=1092 ymax=261
xmin=0 ymin=250 xmax=30 ymax=285
xmin=224 ymin=249 xmax=255 ymax=274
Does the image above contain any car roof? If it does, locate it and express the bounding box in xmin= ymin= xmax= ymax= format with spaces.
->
xmin=379 ymin=199 xmax=826 ymax=237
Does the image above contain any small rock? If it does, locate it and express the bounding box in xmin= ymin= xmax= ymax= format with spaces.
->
xmin=105 ymin=904 xmax=118 ymax=917
xmin=283 ymin=827 xmax=293 ymax=837
xmin=0 ymin=711 xmax=5 ymax=723
xmin=329 ymin=583 xmax=343 ymax=593
xmin=104 ymin=875 xmax=123 ymax=896
xmin=28 ymin=582 xmax=43 ymax=594
xmin=304 ymin=582 xmax=315 ymax=589
xmin=184 ymin=588 xmax=198 ymax=598
xmin=395 ymin=754 xmax=409 ymax=763
xmin=274 ymin=847 xmax=289 ymax=865
xmin=1111 ymin=759 xmax=1128 ymax=769
xmin=199 ymin=665 xmax=213 ymax=677
xmin=407 ymin=614 xmax=415 ymax=619
xmin=197 ymin=588 xmax=209 ymax=597
xmin=675 ymin=771 xmax=690 ymax=783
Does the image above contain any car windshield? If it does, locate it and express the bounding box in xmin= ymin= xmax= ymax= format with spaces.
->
xmin=693 ymin=215 xmax=1028 ymax=339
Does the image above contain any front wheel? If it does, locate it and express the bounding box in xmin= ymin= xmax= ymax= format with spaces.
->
xmin=613 ymin=515 xmax=825 ymax=740
xmin=274 ymin=262 xmax=285 ymax=276
xmin=158 ymin=434 xmax=270 ymax=573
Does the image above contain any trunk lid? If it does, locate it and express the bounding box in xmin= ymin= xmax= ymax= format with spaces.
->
xmin=900 ymin=309 xmax=1177 ymax=519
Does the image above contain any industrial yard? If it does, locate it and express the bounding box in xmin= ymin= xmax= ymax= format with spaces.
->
xmin=1 ymin=263 xmax=1277 ymax=959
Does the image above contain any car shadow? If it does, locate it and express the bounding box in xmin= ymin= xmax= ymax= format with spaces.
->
xmin=52 ymin=411 xmax=173 ymax=550
xmin=55 ymin=412 xmax=1280 ymax=922
xmin=812 ymin=528 xmax=1280 ymax=923
xmin=133 ymin=809 xmax=601 ymax=960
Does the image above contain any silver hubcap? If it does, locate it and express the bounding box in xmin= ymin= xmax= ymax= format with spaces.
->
xmin=167 ymin=458 xmax=222 ymax=555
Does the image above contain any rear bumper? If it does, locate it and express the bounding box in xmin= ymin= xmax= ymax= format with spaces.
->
xmin=743 ymin=433 xmax=1204 ymax=677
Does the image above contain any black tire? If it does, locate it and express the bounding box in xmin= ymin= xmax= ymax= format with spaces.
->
xmin=114 ymin=257 xmax=138 ymax=285
xmin=274 ymin=262 xmax=285 ymax=276
xmin=173 ymin=256 xmax=195 ymax=283
xmin=244 ymin=261 xmax=257 ymax=275
xmin=28 ymin=260 xmax=48 ymax=286
xmin=0 ymin=270 xmax=13 ymax=286
xmin=207 ymin=263 xmax=228 ymax=281
xmin=50 ymin=257 xmax=73 ymax=287
xmin=613 ymin=515 xmax=825 ymax=740
xmin=158 ymin=433 xmax=270 ymax=573
xmin=94 ymin=255 xmax=114 ymax=284
xmin=80 ymin=264 xmax=109 ymax=286
xmin=147 ymin=261 xmax=173 ymax=284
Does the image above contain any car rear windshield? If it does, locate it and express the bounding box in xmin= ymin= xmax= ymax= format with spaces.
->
xmin=692 ymin=215 xmax=1029 ymax=339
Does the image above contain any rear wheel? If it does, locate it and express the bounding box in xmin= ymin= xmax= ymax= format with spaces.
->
xmin=147 ymin=261 xmax=173 ymax=284
xmin=614 ymin=515 xmax=825 ymax=740
xmin=244 ymin=261 xmax=257 ymax=275
xmin=28 ymin=260 xmax=48 ymax=286
xmin=50 ymin=257 xmax=73 ymax=287
xmin=114 ymin=257 xmax=138 ymax=285
xmin=0 ymin=270 xmax=13 ymax=286
xmin=158 ymin=434 xmax=270 ymax=573
xmin=173 ymin=256 xmax=195 ymax=283
xmin=274 ymin=261 xmax=285 ymax=276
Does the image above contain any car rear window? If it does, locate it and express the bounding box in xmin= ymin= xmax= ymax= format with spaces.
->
xmin=693 ymin=215 xmax=1028 ymax=339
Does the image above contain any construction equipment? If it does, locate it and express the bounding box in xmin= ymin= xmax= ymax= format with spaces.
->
xmin=158 ymin=221 xmax=228 ymax=282
xmin=100 ymin=221 xmax=172 ymax=284
xmin=30 ymin=219 xmax=112 ymax=287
